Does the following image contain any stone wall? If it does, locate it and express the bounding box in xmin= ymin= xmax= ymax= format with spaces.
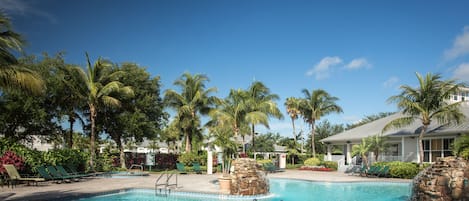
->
xmin=411 ymin=157 xmax=469 ymax=201
xmin=230 ymin=158 xmax=269 ymax=195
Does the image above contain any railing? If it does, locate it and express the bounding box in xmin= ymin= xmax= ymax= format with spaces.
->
xmin=155 ymin=171 xmax=178 ymax=197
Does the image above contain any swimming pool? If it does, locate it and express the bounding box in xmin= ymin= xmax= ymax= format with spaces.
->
xmin=100 ymin=171 xmax=150 ymax=178
xmin=77 ymin=179 xmax=411 ymax=201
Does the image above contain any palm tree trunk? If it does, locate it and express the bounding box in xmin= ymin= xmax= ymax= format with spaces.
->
xmin=292 ymin=117 xmax=296 ymax=146
xmin=68 ymin=115 xmax=75 ymax=148
xmin=89 ymin=104 xmax=96 ymax=172
xmin=311 ymin=120 xmax=316 ymax=158
xmin=418 ymin=124 xmax=428 ymax=167
xmin=117 ymin=138 xmax=126 ymax=169
xmin=185 ymin=129 xmax=191 ymax=153
xmin=251 ymin=124 xmax=255 ymax=152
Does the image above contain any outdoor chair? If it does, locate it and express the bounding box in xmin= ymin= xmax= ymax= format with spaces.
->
xmin=176 ymin=163 xmax=188 ymax=174
xmin=66 ymin=164 xmax=97 ymax=177
xmin=46 ymin=165 xmax=80 ymax=182
xmin=192 ymin=162 xmax=202 ymax=174
xmin=56 ymin=165 xmax=87 ymax=179
xmin=376 ymin=166 xmax=390 ymax=177
xmin=367 ymin=166 xmax=382 ymax=177
xmin=3 ymin=164 xmax=46 ymax=187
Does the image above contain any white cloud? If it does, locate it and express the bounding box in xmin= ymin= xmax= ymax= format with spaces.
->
xmin=345 ymin=58 xmax=372 ymax=70
xmin=383 ymin=76 xmax=399 ymax=88
xmin=444 ymin=26 xmax=469 ymax=60
xmin=0 ymin=0 xmax=57 ymax=23
xmin=306 ymin=56 xmax=342 ymax=80
xmin=453 ymin=63 xmax=469 ymax=82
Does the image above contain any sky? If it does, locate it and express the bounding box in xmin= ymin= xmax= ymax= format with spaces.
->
xmin=2 ymin=0 xmax=469 ymax=137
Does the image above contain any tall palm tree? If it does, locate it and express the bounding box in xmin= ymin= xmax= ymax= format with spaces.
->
xmin=72 ymin=53 xmax=133 ymax=171
xmin=383 ymin=72 xmax=465 ymax=166
xmin=299 ymin=89 xmax=343 ymax=158
xmin=285 ymin=97 xmax=301 ymax=147
xmin=164 ymin=72 xmax=218 ymax=153
xmin=245 ymin=81 xmax=283 ymax=152
xmin=0 ymin=13 xmax=43 ymax=94
xmin=368 ymin=134 xmax=389 ymax=162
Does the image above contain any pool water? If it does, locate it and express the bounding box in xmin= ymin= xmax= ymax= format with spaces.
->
xmin=77 ymin=179 xmax=411 ymax=201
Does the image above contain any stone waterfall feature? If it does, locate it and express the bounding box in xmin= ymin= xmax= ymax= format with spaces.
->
xmin=229 ymin=158 xmax=269 ymax=195
xmin=411 ymin=157 xmax=469 ymax=201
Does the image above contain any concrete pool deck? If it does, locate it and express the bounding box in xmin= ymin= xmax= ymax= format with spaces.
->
xmin=0 ymin=170 xmax=411 ymax=201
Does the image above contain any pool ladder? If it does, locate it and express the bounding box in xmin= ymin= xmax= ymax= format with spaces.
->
xmin=155 ymin=171 xmax=178 ymax=197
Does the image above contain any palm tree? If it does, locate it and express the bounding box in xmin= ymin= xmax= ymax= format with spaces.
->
xmin=0 ymin=13 xmax=43 ymax=94
xmin=368 ymin=134 xmax=389 ymax=162
xmin=245 ymin=81 xmax=283 ymax=152
xmin=383 ymin=72 xmax=465 ymax=166
xmin=72 ymin=53 xmax=133 ymax=171
xmin=285 ymin=97 xmax=301 ymax=147
xmin=209 ymin=89 xmax=250 ymax=152
xmin=164 ymin=72 xmax=218 ymax=153
xmin=299 ymin=89 xmax=343 ymax=158
xmin=352 ymin=138 xmax=372 ymax=168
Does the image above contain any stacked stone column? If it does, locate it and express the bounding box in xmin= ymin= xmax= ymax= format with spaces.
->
xmin=229 ymin=158 xmax=269 ymax=195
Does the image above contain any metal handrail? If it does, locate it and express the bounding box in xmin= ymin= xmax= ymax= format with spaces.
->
xmin=155 ymin=171 xmax=178 ymax=197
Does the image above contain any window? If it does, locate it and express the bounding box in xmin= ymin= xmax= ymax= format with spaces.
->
xmin=423 ymin=138 xmax=454 ymax=163
xmin=454 ymin=95 xmax=458 ymax=101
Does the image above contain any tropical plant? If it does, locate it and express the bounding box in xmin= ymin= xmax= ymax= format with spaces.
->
xmin=0 ymin=151 xmax=25 ymax=174
xmin=0 ymin=13 xmax=44 ymax=95
xmin=352 ymin=138 xmax=372 ymax=168
xmin=245 ymin=81 xmax=283 ymax=152
xmin=285 ymin=97 xmax=301 ymax=147
xmin=164 ymin=72 xmax=218 ymax=153
xmin=70 ymin=53 xmax=133 ymax=171
xmin=452 ymin=134 xmax=469 ymax=159
xmin=299 ymin=89 xmax=343 ymax=158
xmin=367 ymin=134 xmax=389 ymax=162
xmin=383 ymin=72 xmax=465 ymax=166
xmin=207 ymin=123 xmax=237 ymax=177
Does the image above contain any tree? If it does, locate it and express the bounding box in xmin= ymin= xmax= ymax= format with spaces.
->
xmin=299 ymin=89 xmax=343 ymax=158
xmin=73 ymin=53 xmax=133 ymax=171
xmin=383 ymin=72 xmax=465 ymax=166
xmin=452 ymin=134 xmax=469 ymax=159
xmin=284 ymin=97 xmax=301 ymax=148
xmin=352 ymin=138 xmax=372 ymax=168
xmin=99 ymin=62 xmax=165 ymax=169
xmin=0 ymin=13 xmax=43 ymax=94
xmin=245 ymin=81 xmax=283 ymax=152
xmin=368 ymin=134 xmax=389 ymax=162
xmin=314 ymin=120 xmax=344 ymax=154
xmin=164 ymin=72 xmax=218 ymax=153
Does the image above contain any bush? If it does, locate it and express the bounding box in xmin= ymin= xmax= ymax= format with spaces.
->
xmin=304 ymin=158 xmax=321 ymax=166
xmin=0 ymin=151 xmax=25 ymax=174
xmin=256 ymin=159 xmax=273 ymax=165
xmin=155 ymin=153 xmax=178 ymax=170
xmin=178 ymin=152 xmax=204 ymax=166
xmin=374 ymin=161 xmax=421 ymax=179
xmin=320 ymin=161 xmax=338 ymax=170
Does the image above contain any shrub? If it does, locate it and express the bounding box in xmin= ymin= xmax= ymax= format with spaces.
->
xmin=155 ymin=153 xmax=178 ymax=170
xmin=0 ymin=151 xmax=25 ymax=174
xmin=320 ymin=161 xmax=338 ymax=170
xmin=374 ymin=161 xmax=421 ymax=179
xmin=256 ymin=159 xmax=273 ymax=165
xmin=304 ymin=157 xmax=321 ymax=166
xmin=178 ymin=152 xmax=204 ymax=166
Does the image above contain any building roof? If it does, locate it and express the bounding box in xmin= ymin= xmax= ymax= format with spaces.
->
xmin=321 ymin=103 xmax=469 ymax=144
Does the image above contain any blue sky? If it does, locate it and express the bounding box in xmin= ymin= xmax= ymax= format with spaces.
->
xmin=2 ymin=0 xmax=469 ymax=137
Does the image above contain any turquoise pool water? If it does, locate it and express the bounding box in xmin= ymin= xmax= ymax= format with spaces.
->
xmin=78 ymin=179 xmax=411 ymax=201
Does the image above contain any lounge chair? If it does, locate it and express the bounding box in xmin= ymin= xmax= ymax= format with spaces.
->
xmin=3 ymin=164 xmax=46 ymax=187
xmin=346 ymin=165 xmax=360 ymax=176
xmin=263 ymin=162 xmax=277 ymax=173
xmin=46 ymin=165 xmax=80 ymax=182
xmin=66 ymin=164 xmax=97 ymax=177
xmin=376 ymin=166 xmax=390 ymax=177
xmin=192 ymin=162 xmax=202 ymax=174
xmin=56 ymin=165 xmax=87 ymax=179
xmin=367 ymin=166 xmax=382 ymax=177
xmin=176 ymin=163 xmax=187 ymax=174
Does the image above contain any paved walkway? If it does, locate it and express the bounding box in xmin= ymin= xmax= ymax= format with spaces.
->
xmin=0 ymin=170 xmax=411 ymax=201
